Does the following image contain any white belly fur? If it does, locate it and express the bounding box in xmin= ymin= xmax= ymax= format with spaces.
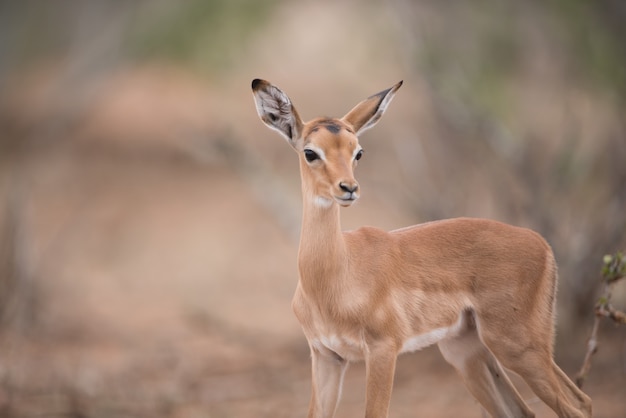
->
xmin=400 ymin=327 xmax=450 ymax=353
xmin=312 ymin=326 xmax=456 ymax=361
xmin=400 ymin=310 xmax=468 ymax=353
xmin=313 ymin=311 xmax=467 ymax=360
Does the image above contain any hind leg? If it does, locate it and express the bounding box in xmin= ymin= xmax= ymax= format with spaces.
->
xmin=480 ymin=316 xmax=592 ymax=418
xmin=438 ymin=310 xmax=535 ymax=418
xmin=505 ymin=349 xmax=592 ymax=418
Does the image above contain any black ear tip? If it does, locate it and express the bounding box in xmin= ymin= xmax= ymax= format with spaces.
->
xmin=251 ymin=78 xmax=264 ymax=90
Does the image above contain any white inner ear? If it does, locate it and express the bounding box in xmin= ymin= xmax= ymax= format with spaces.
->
xmin=256 ymin=85 xmax=291 ymax=115
xmin=254 ymin=87 xmax=297 ymax=141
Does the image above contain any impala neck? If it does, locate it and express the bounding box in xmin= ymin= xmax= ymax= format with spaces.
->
xmin=298 ymin=182 xmax=347 ymax=296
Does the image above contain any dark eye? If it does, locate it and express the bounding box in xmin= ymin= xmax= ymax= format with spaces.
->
xmin=355 ymin=149 xmax=364 ymax=161
xmin=304 ymin=149 xmax=320 ymax=163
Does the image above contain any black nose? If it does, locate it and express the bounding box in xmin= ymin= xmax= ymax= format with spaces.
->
xmin=339 ymin=182 xmax=358 ymax=194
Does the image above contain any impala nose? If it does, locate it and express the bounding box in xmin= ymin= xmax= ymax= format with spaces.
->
xmin=339 ymin=182 xmax=359 ymax=194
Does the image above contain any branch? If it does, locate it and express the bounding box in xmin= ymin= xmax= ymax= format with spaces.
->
xmin=575 ymin=251 xmax=626 ymax=389
xmin=595 ymin=303 xmax=626 ymax=325
xmin=575 ymin=316 xmax=600 ymax=388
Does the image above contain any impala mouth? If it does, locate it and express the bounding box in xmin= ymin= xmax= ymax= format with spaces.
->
xmin=335 ymin=194 xmax=359 ymax=206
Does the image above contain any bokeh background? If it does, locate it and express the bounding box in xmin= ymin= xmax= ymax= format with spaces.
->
xmin=1 ymin=0 xmax=625 ymax=416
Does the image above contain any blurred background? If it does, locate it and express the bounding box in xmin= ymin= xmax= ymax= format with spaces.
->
xmin=1 ymin=0 xmax=625 ymax=416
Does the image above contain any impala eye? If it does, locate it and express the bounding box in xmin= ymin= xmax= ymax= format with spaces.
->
xmin=355 ymin=149 xmax=364 ymax=161
xmin=304 ymin=149 xmax=320 ymax=163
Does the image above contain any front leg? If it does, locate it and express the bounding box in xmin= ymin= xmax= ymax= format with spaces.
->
xmin=308 ymin=346 xmax=349 ymax=418
xmin=365 ymin=341 xmax=398 ymax=418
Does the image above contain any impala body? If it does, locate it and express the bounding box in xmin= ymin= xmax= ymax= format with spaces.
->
xmin=251 ymin=79 xmax=592 ymax=418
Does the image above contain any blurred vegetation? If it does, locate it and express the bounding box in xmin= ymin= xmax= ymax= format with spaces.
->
xmin=414 ymin=1 xmax=521 ymax=121
xmin=129 ymin=0 xmax=279 ymax=72
xmin=0 ymin=0 xmax=279 ymax=84
xmin=413 ymin=0 xmax=626 ymax=125
xmin=549 ymin=0 xmax=626 ymax=98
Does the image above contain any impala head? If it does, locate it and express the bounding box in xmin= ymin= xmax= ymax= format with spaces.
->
xmin=252 ymin=79 xmax=402 ymax=208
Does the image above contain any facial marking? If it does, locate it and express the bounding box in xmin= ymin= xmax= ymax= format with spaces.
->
xmin=308 ymin=119 xmax=344 ymax=136
xmin=324 ymin=123 xmax=341 ymax=134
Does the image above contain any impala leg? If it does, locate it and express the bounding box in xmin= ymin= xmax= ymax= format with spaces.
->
xmin=307 ymin=348 xmax=349 ymax=418
xmin=364 ymin=342 xmax=398 ymax=418
xmin=482 ymin=319 xmax=592 ymax=417
xmin=438 ymin=310 xmax=535 ymax=418
xmin=506 ymin=351 xmax=592 ymax=418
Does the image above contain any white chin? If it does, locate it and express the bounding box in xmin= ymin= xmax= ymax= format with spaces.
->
xmin=314 ymin=196 xmax=334 ymax=208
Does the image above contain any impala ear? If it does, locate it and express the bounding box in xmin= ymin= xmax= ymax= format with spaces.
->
xmin=251 ymin=79 xmax=304 ymax=149
xmin=341 ymin=80 xmax=403 ymax=135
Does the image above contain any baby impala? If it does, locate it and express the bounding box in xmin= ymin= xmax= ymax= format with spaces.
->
xmin=251 ymin=79 xmax=591 ymax=418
